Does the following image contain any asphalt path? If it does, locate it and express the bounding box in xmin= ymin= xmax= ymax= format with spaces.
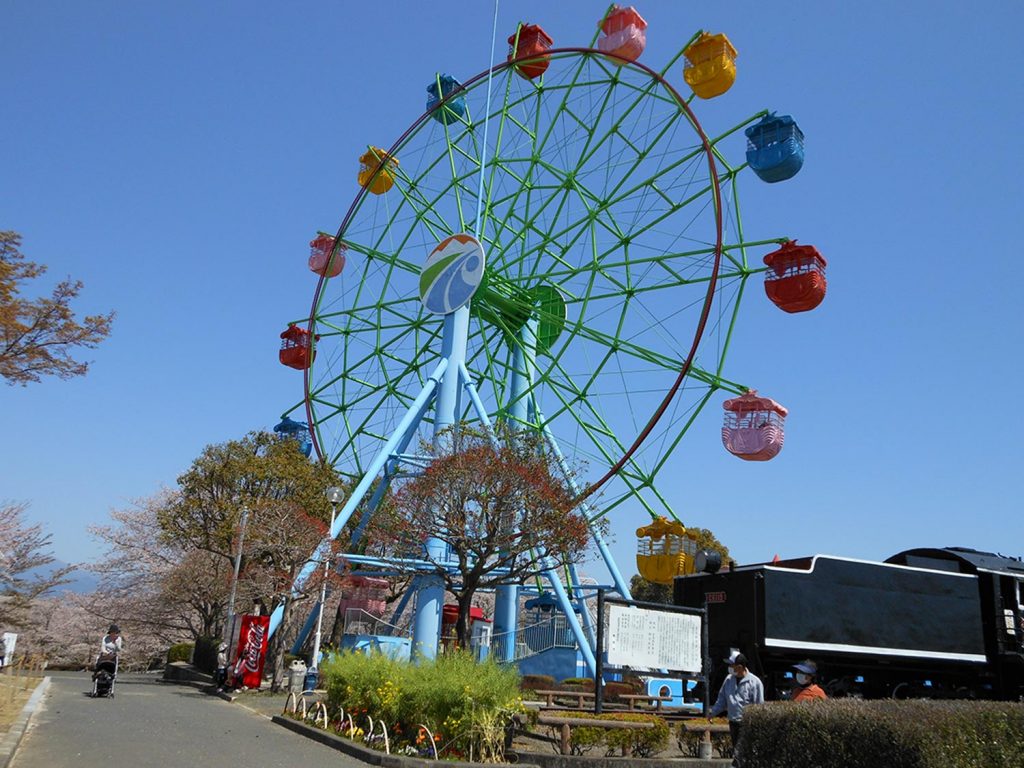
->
xmin=12 ymin=672 xmax=364 ymax=768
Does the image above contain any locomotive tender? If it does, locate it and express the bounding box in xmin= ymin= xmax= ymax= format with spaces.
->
xmin=673 ymin=547 xmax=1024 ymax=699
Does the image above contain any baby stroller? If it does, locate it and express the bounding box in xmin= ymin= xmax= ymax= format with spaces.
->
xmin=91 ymin=652 xmax=118 ymax=698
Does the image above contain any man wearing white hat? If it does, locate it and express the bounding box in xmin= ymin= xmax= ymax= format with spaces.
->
xmin=709 ymin=651 xmax=764 ymax=767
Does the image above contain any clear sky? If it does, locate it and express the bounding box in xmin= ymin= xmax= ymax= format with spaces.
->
xmin=3 ymin=1 xmax=1023 ymax=582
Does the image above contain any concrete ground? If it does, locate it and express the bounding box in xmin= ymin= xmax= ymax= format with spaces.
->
xmin=10 ymin=672 xmax=365 ymax=768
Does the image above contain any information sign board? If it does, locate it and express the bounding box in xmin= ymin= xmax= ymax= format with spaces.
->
xmin=606 ymin=604 xmax=701 ymax=672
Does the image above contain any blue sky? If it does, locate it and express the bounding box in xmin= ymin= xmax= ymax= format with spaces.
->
xmin=3 ymin=1 xmax=1022 ymax=581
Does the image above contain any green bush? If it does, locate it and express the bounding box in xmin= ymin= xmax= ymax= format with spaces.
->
xmin=520 ymin=674 xmax=555 ymax=695
xmin=742 ymin=700 xmax=1024 ymax=768
xmin=560 ymin=677 xmax=595 ymax=690
xmin=167 ymin=643 xmax=193 ymax=664
xmin=321 ymin=650 xmax=524 ymax=761
xmin=551 ymin=711 xmax=670 ymax=758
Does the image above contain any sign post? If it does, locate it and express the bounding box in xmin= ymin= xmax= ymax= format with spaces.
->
xmin=593 ymin=591 xmax=708 ymax=715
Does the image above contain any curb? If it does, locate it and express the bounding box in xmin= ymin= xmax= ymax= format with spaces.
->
xmin=272 ymin=715 xmax=731 ymax=768
xmin=0 ymin=676 xmax=51 ymax=768
xmin=273 ymin=715 xmax=542 ymax=768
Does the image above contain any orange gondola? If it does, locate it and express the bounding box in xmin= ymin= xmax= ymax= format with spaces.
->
xmin=507 ymin=23 xmax=553 ymax=80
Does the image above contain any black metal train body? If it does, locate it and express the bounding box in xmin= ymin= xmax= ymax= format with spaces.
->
xmin=673 ymin=547 xmax=1024 ymax=700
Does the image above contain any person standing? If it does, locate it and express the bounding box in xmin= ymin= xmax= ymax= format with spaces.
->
xmin=709 ymin=651 xmax=764 ymax=767
xmin=0 ymin=635 xmax=7 ymax=669
xmin=216 ymin=642 xmax=229 ymax=691
xmin=791 ymin=660 xmax=827 ymax=701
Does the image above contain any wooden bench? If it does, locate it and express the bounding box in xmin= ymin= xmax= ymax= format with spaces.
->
xmin=618 ymin=693 xmax=674 ymax=711
xmin=538 ymin=714 xmax=654 ymax=755
xmin=533 ymin=689 xmax=596 ymax=709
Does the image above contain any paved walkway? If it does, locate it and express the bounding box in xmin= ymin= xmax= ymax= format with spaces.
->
xmin=11 ymin=672 xmax=363 ymax=768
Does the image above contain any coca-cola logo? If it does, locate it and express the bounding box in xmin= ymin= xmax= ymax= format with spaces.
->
xmin=243 ymin=621 xmax=266 ymax=673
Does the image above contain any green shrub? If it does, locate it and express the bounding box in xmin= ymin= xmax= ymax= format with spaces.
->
xmin=560 ymin=677 xmax=595 ymax=689
xmin=321 ymin=650 xmax=523 ymax=761
xmin=167 ymin=643 xmax=193 ymax=664
xmin=550 ymin=711 xmax=670 ymax=758
xmin=742 ymin=700 xmax=1024 ymax=768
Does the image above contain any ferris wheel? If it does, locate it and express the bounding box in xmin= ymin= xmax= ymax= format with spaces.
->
xmin=275 ymin=8 xmax=826 ymax=669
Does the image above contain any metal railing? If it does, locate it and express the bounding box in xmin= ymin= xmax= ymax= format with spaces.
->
xmin=491 ymin=615 xmax=581 ymax=661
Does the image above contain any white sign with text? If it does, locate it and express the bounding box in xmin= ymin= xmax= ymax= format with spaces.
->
xmin=606 ymin=605 xmax=701 ymax=672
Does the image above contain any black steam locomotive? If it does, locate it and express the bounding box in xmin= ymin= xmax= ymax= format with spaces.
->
xmin=674 ymin=547 xmax=1024 ymax=700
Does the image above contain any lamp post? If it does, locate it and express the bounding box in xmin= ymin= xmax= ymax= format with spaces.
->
xmin=311 ymin=486 xmax=344 ymax=672
xmin=225 ymin=506 xmax=250 ymax=644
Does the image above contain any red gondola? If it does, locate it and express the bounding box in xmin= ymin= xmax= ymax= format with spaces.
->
xmin=507 ymin=23 xmax=553 ymax=80
xmin=722 ymin=390 xmax=787 ymax=461
xmin=279 ymin=324 xmax=316 ymax=370
xmin=763 ymin=240 xmax=827 ymax=313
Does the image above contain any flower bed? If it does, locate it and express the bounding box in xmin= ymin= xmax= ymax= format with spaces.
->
xmin=318 ymin=650 xmax=524 ymax=762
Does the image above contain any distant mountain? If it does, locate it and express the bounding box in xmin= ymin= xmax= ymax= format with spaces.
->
xmin=28 ymin=560 xmax=101 ymax=594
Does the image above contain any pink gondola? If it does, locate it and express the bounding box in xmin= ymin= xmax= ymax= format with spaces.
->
xmin=308 ymin=233 xmax=346 ymax=278
xmin=722 ymin=390 xmax=787 ymax=461
xmin=597 ymin=5 xmax=647 ymax=64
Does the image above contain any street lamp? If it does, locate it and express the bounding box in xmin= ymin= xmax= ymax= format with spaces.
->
xmin=310 ymin=486 xmax=344 ymax=674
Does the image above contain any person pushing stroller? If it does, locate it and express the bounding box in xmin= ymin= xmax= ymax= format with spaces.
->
xmin=92 ymin=624 xmax=123 ymax=698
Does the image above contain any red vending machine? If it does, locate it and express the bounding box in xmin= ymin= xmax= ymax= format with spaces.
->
xmin=230 ymin=614 xmax=270 ymax=689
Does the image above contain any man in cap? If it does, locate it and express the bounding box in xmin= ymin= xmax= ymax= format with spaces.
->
xmin=709 ymin=651 xmax=764 ymax=767
xmin=791 ymin=659 xmax=827 ymax=701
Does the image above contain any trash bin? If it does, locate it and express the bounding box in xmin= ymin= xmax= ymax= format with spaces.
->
xmin=303 ymin=667 xmax=319 ymax=692
xmin=288 ymin=659 xmax=307 ymax=694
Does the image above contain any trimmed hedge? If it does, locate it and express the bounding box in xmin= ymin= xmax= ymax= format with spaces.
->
xmin=742 ymin=700 xmax=1024 ymax=768
xmin=167 ymin=643 xmax=193 ymax=664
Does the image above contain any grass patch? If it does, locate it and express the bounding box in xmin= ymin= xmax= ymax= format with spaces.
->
xmin=0 ymin=666 xmax=43 ymax=733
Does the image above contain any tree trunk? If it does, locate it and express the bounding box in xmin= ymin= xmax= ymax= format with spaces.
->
xmin=270 ymin=594 xmax=296 ymax=692
xmin=456 ymin=590 xmax=476 ymax=650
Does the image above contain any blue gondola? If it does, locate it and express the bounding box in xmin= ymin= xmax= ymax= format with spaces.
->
xmin=426 ymin=74 xmax=466 ymax=125
xmin=745 ymin=113 xmax=804 ymax=183
xmin=274 ymin=416 xmax=313 ymax=457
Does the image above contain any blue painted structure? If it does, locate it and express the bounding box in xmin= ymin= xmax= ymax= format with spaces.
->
xmin=427 ymin=74 xmax=466 ymax=125
xmin=745 ymin=113 xmax=804 ymax=183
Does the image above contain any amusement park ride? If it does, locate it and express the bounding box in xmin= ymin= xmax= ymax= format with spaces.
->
xmin=273 ymin=5 xmax=826 ymax=677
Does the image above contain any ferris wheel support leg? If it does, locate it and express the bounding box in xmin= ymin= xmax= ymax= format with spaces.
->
xmin=535 ymin=411 xmax=634 ymax=602
xmin=411 ymin=306 xmax=471 ymax=663
xmin=267 ymin=358 xmax=449 ymax=639
xmin=567 ymin=562 xmax=597 ymax=647
xmin=461 ymin=363 xmax=597 ymax=672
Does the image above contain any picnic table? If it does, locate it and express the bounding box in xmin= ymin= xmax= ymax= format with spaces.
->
xmin=534 ymin=689 xmax=596 ymax=708
xmin=618 ymin=693 xmax=674 ymax=711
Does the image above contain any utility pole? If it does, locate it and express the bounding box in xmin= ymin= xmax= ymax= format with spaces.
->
xmin=225 ymin=506 xmax=250 ymax=642
xmin=311 ymin=487 xmax=344 ymax=672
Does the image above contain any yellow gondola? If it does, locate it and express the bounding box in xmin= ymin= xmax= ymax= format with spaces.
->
xmin=636 ymin=516 xmax=698 ymax=585
xmin=683 ymin=32 xmax=737 ymax=100
xmin=357 ymin=146 xmax=399 ymax=195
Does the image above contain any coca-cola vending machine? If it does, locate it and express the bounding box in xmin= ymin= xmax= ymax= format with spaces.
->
xmin=230 ymin=614 xmax=269 ymax=689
